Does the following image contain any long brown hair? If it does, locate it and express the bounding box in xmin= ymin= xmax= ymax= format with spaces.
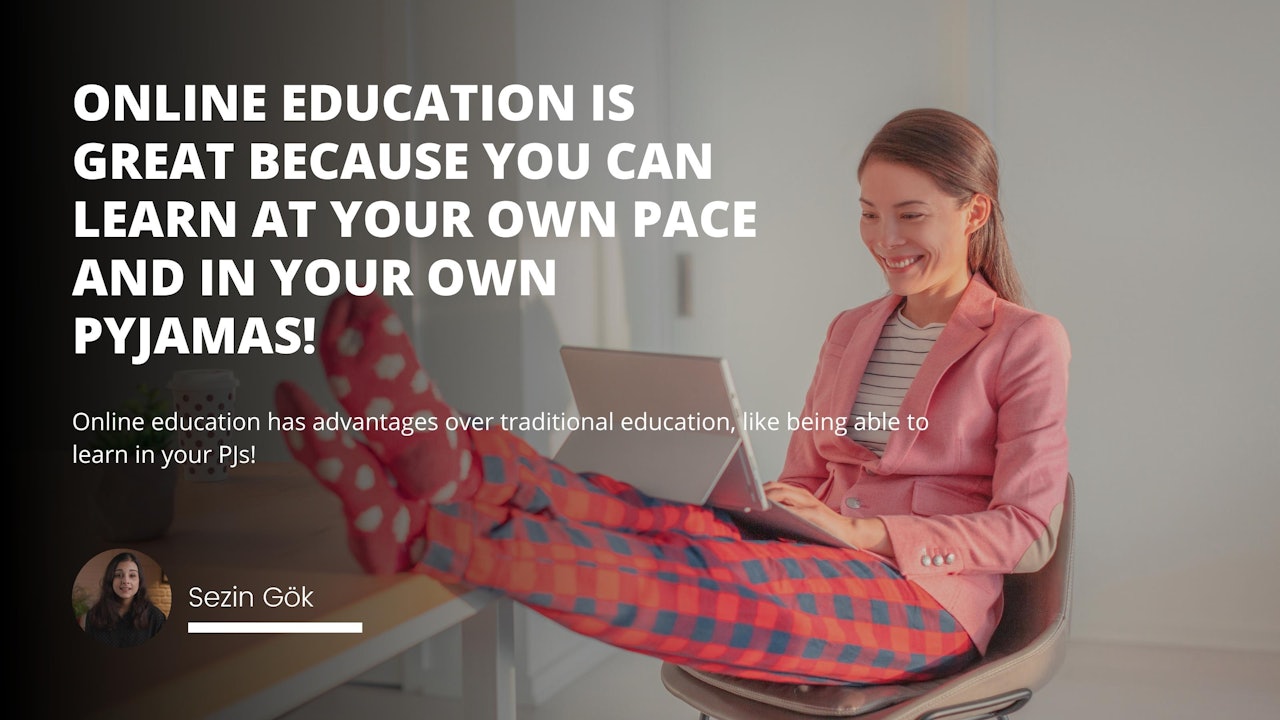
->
xmin=857 ymin=108 xmax=1025 ymax=306
xmin=85 ymin=551 xmax=157 ymax=631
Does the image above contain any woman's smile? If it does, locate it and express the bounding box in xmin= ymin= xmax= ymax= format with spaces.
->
xmin=859 ymin=158 xmax=990 ymax=325
xmin=881 ymin=254 xmax=923 ymax=271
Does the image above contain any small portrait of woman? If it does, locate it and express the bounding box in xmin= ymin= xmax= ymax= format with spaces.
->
xmin=74 ymin=549 xmax=169 ymax=648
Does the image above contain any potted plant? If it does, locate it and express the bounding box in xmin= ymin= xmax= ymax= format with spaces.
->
xmin=92 ymin=384 xmax=177 ymax=541
xmin=72 ymin=584 xmax=94 ymax=627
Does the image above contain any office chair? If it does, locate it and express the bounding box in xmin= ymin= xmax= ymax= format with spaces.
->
xmin=661 ymin=475 xmax=1075 ymax=719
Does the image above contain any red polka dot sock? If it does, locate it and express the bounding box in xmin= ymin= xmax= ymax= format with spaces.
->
xmin=316 ymin=293 xmax=482 ymax=503
xmin=276 ymin=380 xmax=427 ymax=573
xmin=273 ymin=293 xmax=486 ymax=572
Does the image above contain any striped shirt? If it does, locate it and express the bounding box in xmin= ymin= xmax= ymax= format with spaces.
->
xmin=848 ymin=308 xmax=944 ymax=456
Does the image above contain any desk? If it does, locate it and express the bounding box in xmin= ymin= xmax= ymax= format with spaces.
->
xmin=84 ymin=462 xmax=516 ymax=720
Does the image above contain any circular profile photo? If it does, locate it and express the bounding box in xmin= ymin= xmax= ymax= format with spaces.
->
xmin=73 ymin=548 xmax=171 ymax=648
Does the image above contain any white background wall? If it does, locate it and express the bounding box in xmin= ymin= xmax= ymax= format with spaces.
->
xmin=992 ymin=0 xmax=1280 ymax=651
xmin=509 ymin=0 xmax=1280 ymax=661
xmin=55 ymin=1 xmax=1275 ymax=714
xmin=222 ymin=0 xmax=1278 ymax=701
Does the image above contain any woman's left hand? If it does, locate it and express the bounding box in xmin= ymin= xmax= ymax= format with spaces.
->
xmin=763 ymin=482 xmax=893 ymax=555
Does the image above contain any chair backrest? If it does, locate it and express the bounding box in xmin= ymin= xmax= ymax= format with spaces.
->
xmin=661 ymin=474 xmax=1076 ymax=719
xmin=850 ymin=472 xmax=1077 ymax=719
xmin=984 ymin=473 xmax=1075 ymax=660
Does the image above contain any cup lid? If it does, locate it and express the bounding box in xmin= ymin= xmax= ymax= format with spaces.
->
xmin=168 ymin=369 xmax=240 ymax=391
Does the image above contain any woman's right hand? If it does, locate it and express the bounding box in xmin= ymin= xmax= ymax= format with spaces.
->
xmin=763 ymin=482 xmax=893 ymax=555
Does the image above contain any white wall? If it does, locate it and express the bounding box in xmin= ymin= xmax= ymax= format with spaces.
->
xmin=652 ymin=0 xmax=1280 ymax=653
xmin=396 ymin=3 xmax=1279 ymax=704
xmin=248 ymin=0 xmax=1278 ymax=702
xmin=663 ymin=0 xmax=974 ymax=478
xmin=992 ymin=0 xmax=1280 ymax=651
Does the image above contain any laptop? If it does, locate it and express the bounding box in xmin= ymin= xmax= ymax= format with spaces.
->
xmin=552 ymin=346 xmax=853 ymax=548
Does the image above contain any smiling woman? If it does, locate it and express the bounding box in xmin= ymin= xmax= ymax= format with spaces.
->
xmin=858 ymin=160 xmax=990 ymax=325
xmin=275 ymin=107 xmax=1069 ymax=686
xmin=856 ymin=108 xmax=1025 ymax=314
xmin=79 ymin=551 xmax=167 ymax=648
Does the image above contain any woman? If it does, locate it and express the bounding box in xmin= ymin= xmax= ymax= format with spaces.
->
xmin=277 ymin=108 xmax=1068 ymax=685
xmin=81 ymin=551 xmax=167 ymax=648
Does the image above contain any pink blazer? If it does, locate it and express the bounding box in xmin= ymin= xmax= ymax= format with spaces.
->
xmin=778 ymin=274 xmax=1070 ymax=654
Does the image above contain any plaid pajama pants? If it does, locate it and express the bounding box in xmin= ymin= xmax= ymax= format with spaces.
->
xmin=419 ymin=425 xmax=977 ymax=685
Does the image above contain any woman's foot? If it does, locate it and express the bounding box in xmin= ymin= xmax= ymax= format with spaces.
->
xmin=316 ymin=293 xmax=477 ymax=502
xmin=276 ymin=381 xmax=427 ymax=573
xmin=275 ymin=293 xmax=481 ymax=572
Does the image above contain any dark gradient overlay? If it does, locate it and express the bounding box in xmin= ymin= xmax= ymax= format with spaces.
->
xmin=38 ymin=2 xmax=526 ymax=716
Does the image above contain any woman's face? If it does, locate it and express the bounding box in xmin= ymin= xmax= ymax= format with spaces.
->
xmin=112 ymin=560 xmax=140 ymax=602
xmin=858 ymin=159 xmax=986 ymax=306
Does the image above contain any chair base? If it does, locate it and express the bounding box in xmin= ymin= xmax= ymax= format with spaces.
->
xmin=696 ymin=686 xmax=1029 ymax=720
xmin=917 ymin=689 xmax=1031 ymax=719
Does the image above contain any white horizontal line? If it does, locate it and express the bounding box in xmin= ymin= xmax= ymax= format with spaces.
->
xmin=187 ymin=622 xmax=363 ymax=634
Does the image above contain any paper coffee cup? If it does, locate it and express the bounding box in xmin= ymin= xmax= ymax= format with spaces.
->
xmin=168 ymin=369 xmax=239 ymax=482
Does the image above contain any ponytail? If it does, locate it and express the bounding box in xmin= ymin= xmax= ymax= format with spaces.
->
xmin=858 ymin=108 xmax=1025 ymax=306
